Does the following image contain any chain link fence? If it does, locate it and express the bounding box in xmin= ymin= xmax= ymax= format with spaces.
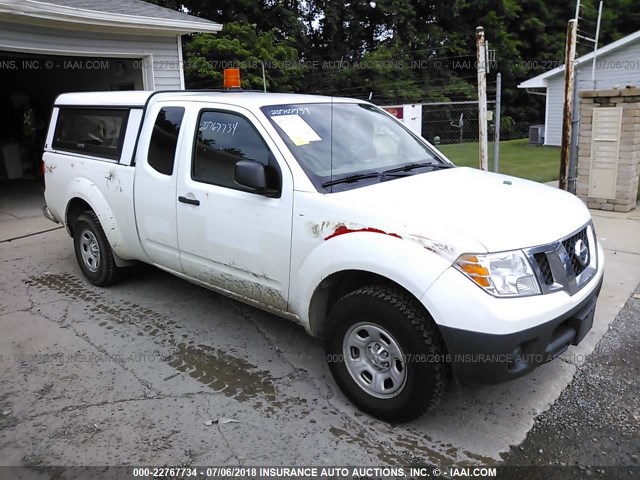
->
xmin=421 ymin=101 xmax=496 ymax=145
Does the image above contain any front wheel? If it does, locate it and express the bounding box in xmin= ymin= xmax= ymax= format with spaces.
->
xmin=73 ymin=212 xmax=123 ymax=286
xmin=325 ymin=285 xmax=450 ymax=422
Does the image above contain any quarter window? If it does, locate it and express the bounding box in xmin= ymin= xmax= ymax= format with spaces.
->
xmin=192 ymin=111 xmax=281 ymax=193
xmin=148 ymin=107 xmax=185 ymax=175
xmin=53 ymin=108 xmax=129 ymax=160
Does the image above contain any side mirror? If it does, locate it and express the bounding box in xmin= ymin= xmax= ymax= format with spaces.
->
xmin=234 ymin=159 xmax=273 ymax=193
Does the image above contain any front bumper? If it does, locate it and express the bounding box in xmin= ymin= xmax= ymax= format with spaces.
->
xmin=438 ymin=275 xmax=603 ymax=384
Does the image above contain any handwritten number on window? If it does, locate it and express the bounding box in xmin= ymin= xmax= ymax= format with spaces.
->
xmin=201 ymin=121 xmax=239 ymax=135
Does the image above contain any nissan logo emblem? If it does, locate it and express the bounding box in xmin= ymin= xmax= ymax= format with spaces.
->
xmin=574 ymin=239 xmax=589 ymax=267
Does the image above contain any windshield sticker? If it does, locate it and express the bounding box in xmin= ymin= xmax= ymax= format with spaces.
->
xmin=271 ymin=114 xmax=321 ymax=146
xmin=270 ymin=107 xmax=311 ymax=116
xmin=200 ymin=121 xmax=238 ymax=135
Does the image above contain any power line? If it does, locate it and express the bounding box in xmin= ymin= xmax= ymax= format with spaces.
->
xmin=295 ymin=42 xmax=479 ymax=61
xmin=222 ymin=54 xmax=481 ymax=82
xmin=300 ymin=76 xmax=498 ymax=97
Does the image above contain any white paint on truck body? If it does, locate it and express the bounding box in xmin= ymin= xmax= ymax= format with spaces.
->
xmin=43 ymin=90 xmax=604 ymax=341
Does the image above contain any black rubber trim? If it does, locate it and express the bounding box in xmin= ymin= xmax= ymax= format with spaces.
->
xmin=439 ymin=275 xmax=603 ymax=385
xmin=178 ymin=196 xmax=200 ymax=206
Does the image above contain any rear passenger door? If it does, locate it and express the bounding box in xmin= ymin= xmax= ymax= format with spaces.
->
xmin=134 ymin=103 xmax=185 ymax=272
xmin=176 ymin=105 xmax=293 ymax=312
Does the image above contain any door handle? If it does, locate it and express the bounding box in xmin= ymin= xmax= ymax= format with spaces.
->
xmin=178 ymin=196 xmax=200 ymax=206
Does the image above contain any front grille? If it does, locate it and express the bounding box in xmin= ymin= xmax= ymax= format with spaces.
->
xmin=526 ymin=223 xmax=597 ymax=296
xmin=562 ymin=228 xmax=589 ymax=276
xmin=534 ymin=252 xmax=554 ymax=285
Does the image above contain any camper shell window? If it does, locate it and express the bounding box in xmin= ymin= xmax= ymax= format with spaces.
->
xmin=53 ymin=108 xmax=129 ymax=161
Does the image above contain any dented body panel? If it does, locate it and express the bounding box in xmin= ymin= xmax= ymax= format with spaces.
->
xmin=43 ymin=151 xmax=148 ymax=263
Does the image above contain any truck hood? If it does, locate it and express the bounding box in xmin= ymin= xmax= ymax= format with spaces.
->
xmin=331 ymin=167 xmax=591 ymax=253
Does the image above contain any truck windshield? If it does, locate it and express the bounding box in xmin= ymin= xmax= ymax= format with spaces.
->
xmin=261 ymin=103 xmax=450 ymax=192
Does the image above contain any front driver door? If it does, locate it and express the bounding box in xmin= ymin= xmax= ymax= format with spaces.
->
xmin=176 ymin=105 xmax=293 ymax=312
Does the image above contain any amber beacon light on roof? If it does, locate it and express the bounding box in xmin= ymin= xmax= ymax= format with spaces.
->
xmin=223 ymin=68 xmax=242 ymax=89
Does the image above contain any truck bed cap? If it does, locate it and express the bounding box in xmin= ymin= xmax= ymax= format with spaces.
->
xmin=55 ymin=91 xmax=155 ymax=107
xmin=54 ymin=90 xmax=359 ymax=108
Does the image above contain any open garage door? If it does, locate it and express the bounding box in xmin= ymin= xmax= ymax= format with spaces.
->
xmin=0 ymin=51 xmax=144 ymax=183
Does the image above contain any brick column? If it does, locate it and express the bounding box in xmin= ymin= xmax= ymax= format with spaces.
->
xmin=577 ymin=87 xmax=640 ymax=213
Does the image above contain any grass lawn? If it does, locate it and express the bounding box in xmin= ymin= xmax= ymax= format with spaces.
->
xmin=438 ymin=138 xmax=560 ymax=183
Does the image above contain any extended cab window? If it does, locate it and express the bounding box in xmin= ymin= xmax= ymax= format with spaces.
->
xmin=148 ymin=107 xmax=185 ymax=175
xmin=53 ymin=108 xmax=128 ymax=160
xmin=192 ymin=111 xmax=281 ymax=193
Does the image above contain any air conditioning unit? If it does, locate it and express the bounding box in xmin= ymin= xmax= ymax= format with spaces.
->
xmin=529 ymin=125 xmax=545 ymax=145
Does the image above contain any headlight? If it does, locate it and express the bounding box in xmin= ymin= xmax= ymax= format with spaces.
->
xmin=454 ymin=250 xmax=541 ymax=297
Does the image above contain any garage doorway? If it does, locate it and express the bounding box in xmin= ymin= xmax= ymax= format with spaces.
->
xmin=0 ymin=51 xmax=143 ymax=209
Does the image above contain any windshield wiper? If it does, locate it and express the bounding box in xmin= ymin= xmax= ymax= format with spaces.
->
xmin=322 ymin=161 xmax=453 ymax=188
xmin=322 ymin=172 xmax=381 ymax=188
xmin=382 ymin=162 xmax=454 ymax=175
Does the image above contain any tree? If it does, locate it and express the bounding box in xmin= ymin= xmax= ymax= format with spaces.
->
xmin=149 ymin=0 xmax=307 ymax=48
xmin=147 ymin=0 xmax=640 ymax=138
xmin=184 ymin=22 xmax=305 ymax=92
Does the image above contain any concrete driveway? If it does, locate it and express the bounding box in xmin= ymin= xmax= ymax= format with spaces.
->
xmin=0 ymin=181 xmax=57 ymax=243
xmin=1 ymin=186 xmax=639 ymax=468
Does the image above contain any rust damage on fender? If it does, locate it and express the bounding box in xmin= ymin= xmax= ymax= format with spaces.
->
xmin=311 ymin=221 xmax=453 ymax=255
xmin=324 ymin=225 xmax=402 ymax=241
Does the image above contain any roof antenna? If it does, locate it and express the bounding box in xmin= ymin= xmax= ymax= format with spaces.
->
xmin=261 ymin=61 xmax=267 ymax=93
xmin=368 ymin=91 xmax=373 ymax=100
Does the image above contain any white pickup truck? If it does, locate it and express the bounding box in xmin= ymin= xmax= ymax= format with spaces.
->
xmin=43 ymin=89 xmax=604 ymax=422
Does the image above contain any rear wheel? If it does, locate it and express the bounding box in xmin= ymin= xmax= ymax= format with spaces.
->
xmin=325 ymin=285 xmax=450 ymax=422
xmin=73 ymin=212 xmax=123 ymax=286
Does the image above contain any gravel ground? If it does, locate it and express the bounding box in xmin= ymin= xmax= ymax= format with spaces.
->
xmin=500 ymin=283 xmax=640 ymax=479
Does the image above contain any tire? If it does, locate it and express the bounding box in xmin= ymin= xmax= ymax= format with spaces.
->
xmin=325 ymin=285 xmax=450 ymax=422
xmin=73 ymin=211 xmax=122 ymax=287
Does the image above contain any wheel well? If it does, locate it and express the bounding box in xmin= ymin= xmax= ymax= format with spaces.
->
xmin=308 ymin=270 xmax=424 ymax=339
xmin=66 ymin=198 xmax=93 ymax=236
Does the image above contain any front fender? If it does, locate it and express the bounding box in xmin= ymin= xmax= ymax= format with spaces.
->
xmin=290 ymin=232 xmax=454 ymax=329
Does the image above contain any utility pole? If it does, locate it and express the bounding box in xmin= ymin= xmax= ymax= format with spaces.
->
xmin=568 ymin=72 xmax=579 ymax=194
xmin=591 ymin=1 xmax=603 ymax=87
xmin=559 ymin=19 xmax=577 ymax=191
xmin=476 ymin=26 xmax=488 ymax=171
xmin=493 ymin=72 xmax=501 ymax=173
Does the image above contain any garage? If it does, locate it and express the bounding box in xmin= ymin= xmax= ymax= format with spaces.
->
xmin=0 ymin=0 xmax=220 ymax=186
xmin=1 ymin=52 xmax=144 ymax=181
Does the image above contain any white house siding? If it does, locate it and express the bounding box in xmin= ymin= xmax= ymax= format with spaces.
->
xmin=0 ymin=20 xmax=183 ymax=90
xmin=577 ymin=39 xmax=640 ymax=91
xmin=544 ymin=76 xmax=566 ymax=146
xmin=544 ymin=39 xmax=640 ymax=146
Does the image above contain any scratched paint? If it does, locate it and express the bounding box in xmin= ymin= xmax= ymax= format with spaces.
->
xmin=307 ymin=220 xmax=339 ymax=237
xmin=403 ymin=233 xmax=455 ymax=256
xmin=309 ymin=221 xmax=453 ymax=255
